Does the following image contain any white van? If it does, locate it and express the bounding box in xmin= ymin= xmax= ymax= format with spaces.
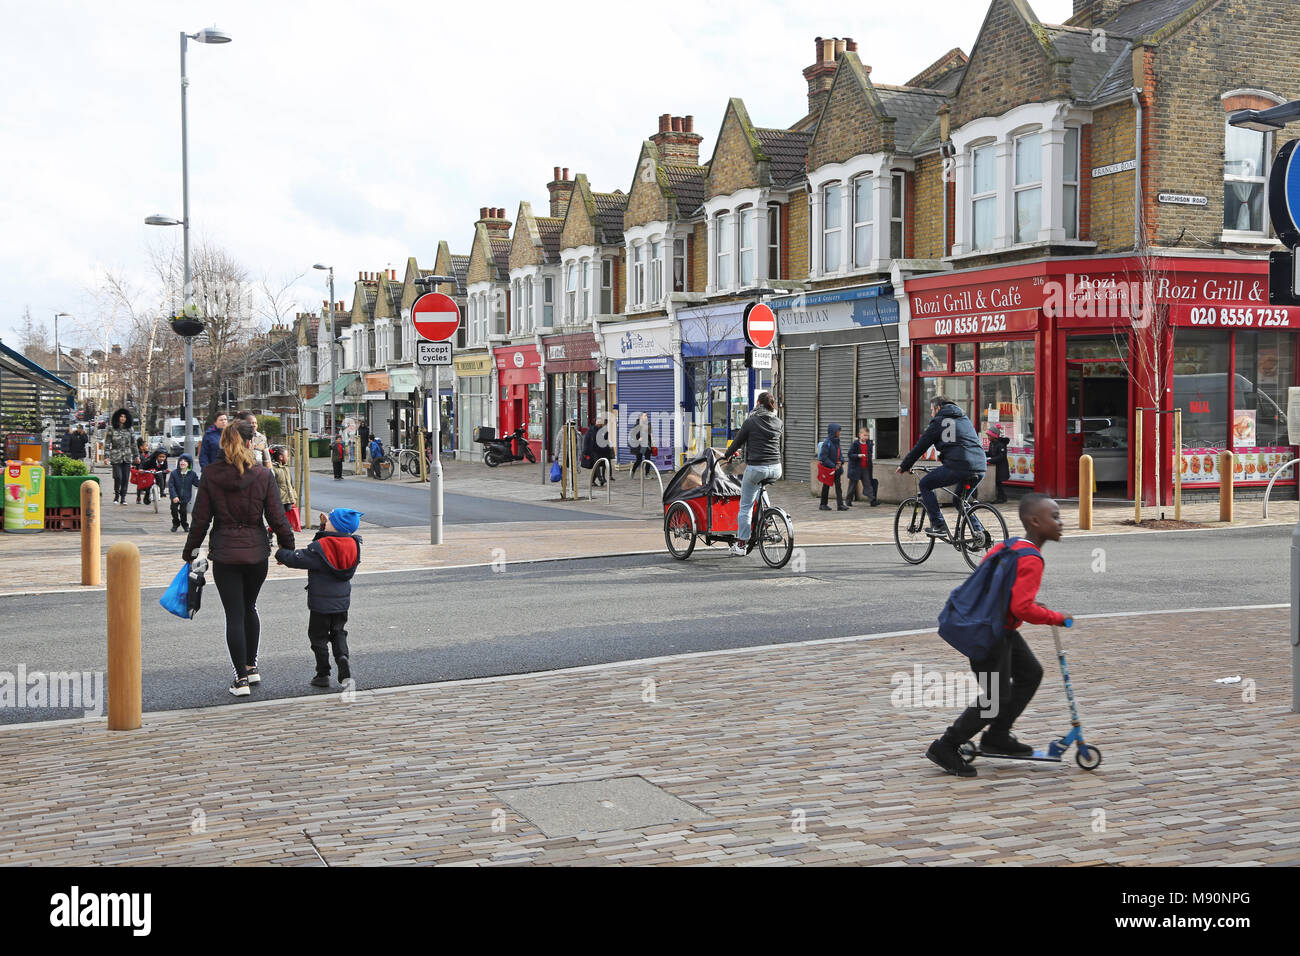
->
xmin=163 ymin=417 xmax=203 ymax=454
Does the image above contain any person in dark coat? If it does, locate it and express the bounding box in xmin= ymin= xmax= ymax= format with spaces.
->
xmin=67 ymin=426 xmax=89 ymax=462
xmin=168 ymin=453 xmax=200 ymax=532
xmin=330 ymin=435 xmax=346 ymax=480
xmin=845 ymin=426 xmax=879 ymax=507
xmin=581 ymin=418 xmax=615 ymax=486
xmin=986 ymin=424 xmax=1011 ymax=504
xmin=358 ymin=423 xmax=370 ymax=461
xmin=897 ymin=396 xmax=987 ymax=537
xmin=143 ymin=448 xmax=169 ymax=506
xmin=104 ymin=408 xmax=135 ymax=504
xmin=275 ymin=507 xmax=363 ymax=688
xmin=183 ymin=419 xmax=295 ymax=698
xmin=629 ymin=412 xmax=652 ymax=473
xmin=817 ymin=422 xmax=848 ymax=511
xmin=198 ymin=412 xmax=227 ymax=472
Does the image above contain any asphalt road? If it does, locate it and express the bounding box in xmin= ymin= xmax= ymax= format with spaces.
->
xmin=303 ymin=478 xmax=624 ymax=528
xmin=1 ymin=525 xmax=1288 ymax=723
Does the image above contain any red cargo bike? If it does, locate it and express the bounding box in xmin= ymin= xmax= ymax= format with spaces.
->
xmin=662 ymin=448 xmax=794 ymax=568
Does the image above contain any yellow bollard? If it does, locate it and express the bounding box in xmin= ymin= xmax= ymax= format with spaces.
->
xmin=1079 ymin=455 xmax=1093 ymax=531
xmin=80 ymin=479 xmax=101 ymax=586
xmin=106 ymin=542 xmax=141 ymax=730
xmin=1219 ymin=451 xmax=1234 ymax=523
xmin=417 ymin=428 xmax=428 ymax=483
xmin=355 ymin=436 xmax=363 ymax=476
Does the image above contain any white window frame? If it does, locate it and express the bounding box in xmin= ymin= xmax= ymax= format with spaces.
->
xmin=715 ymin=210 xmax=733 ymax=291
xmin=890 ymin=171 xmax=906 ymax=259
xmin=738 ymin=205 xmax=756 ymax=287
xmin=1223 ymin=119 xmax=1271 ymax=237
xmin=1063 ymin=127 xmax=1080 ymax=241
xmin=673 ymin=238 xmax=686 ymax=293
xmin=566 ymin=264 xmax=576 ymax=322
xmin=766 ymin=203 xmax=781 ymax=280
xmin=971 ymin=143 xmax=998 ymax=251
xmin=650 ymin=239 xmax=663 ymax=302
xmin=632 ymin=242 xmax=645 ymax=307
xmin=527 ymin=279 xmax=535 ymax=331
xmin=544 ymin=276 xmax=554 ymax=327
xmin=852 ymin=175 xmax=873 ymax=269
xmin=1012 ymin=129 xmax=1044 ymax=245
xmin=822 ymin=183 xmax=843 ymax=273
xmin=600 ymin=258 xmax=613 ymax=315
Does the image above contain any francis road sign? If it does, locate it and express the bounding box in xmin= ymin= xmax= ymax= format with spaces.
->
xmin=412 ymin=292 xmax=461 ymax=342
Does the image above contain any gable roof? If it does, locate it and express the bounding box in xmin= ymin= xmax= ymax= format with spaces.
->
xmin=877 ymin=85 xmax=954 ymax=152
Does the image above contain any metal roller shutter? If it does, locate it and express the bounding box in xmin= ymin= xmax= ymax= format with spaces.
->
xmin=817 ymin=345 xmax=855 ymax=440
xmin=616 ymin=368 xmax=675 ymax=469
xmin=856 ymin=326 xmax=901 ymax=419
xmin=781 ymin=346 xmax=817 ymax=472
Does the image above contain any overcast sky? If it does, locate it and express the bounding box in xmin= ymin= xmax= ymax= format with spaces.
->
xmin=0 ymin=0 xmax=1075 ymax=352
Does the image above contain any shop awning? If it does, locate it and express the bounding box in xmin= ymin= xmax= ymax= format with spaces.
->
xmin=1 ymin=341 xmax=75 ymax=430
xmin=387 ymin=368 xmax=419 ymax=396
xmin=302 ymin=372 xmax=360 ymax=409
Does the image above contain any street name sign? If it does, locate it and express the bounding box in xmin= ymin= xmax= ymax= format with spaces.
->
xmin=412 ymin=292 xmax=461 ymax=342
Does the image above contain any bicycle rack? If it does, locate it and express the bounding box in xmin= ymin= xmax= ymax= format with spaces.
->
xmin=588 ymin=457 xmax=612 ymax=504
xmin=636 ymin=459 xmax=664 ymax=509
xmin=1262 ymin=457 xmax=1300 ymax=518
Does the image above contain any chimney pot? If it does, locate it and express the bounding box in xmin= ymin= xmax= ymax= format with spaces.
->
xmin=671 ymin=116 xmax=683 ymax=132
xmin=659 ymin=113 xmax=671 ymax=132
xmin=562 ymin=167 xmax=569 ymax=180
xmin=822 ymin=38 xmax=835 ymax=62
xmin=479 ymin=206 xmax=487 ymax=219
xmin=846 ymin=37 xmax=857 ymax=52
xmin=835 ymin=38 xmax=846 ymax=56
xmin=684 ymin=115 xmax=694 ymax=132
xmin=553 ymin=165 xmax=561 ymax=180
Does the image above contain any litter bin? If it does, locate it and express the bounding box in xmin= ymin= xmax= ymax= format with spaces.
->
xmin=4 ymin=460 xmax=46 ymax=533
xmin=310 ymin=438 xmax=329 ymax=458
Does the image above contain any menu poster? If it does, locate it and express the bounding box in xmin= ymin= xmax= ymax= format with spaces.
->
xmin=1181 ymin=447 xmax=1294 ymax=483
xmin=1232 ymin=410 xmax=1256 ymax=448
xmin=1179 ymin=449 xmax=1221 ymax=484
xmin=1006 ymin=447 xmax=1034 ymax=483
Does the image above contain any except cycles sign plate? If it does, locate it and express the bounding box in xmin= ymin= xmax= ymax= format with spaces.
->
xmin=412 ymin=292 xmax=461 ymax=342
xmin=416 ymin=341 xmax=453 ymax=366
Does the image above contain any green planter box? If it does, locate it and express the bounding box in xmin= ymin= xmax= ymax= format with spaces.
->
xmin=45 ymin=475 xmax=101 ymax=509
xmin=310 ymin=438 xmax=330 ymax=458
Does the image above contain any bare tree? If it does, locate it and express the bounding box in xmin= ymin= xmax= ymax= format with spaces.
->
xmin=17 ymin=308 xmax=54 ymax=367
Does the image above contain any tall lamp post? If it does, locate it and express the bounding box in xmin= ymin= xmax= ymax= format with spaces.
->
xmin=145 ymin=26 xmax=231 ymax=461
xmin=312 ymin=264 xmax=336 ymax=437
xmin=53 ymin=312 xmax=71 ymax=376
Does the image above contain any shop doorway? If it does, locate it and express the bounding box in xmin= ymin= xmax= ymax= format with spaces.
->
xmin=1064 ymin=336 xmax=1131 ymax=497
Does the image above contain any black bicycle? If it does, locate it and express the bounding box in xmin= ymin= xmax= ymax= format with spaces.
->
xmin=893 ymin=465 xmax=1007 ymax=570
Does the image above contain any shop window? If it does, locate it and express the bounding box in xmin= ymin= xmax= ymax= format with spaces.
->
xmin=1063 ymin=127 xmax=1080 ymax=241
xmin=919 ymin=343 xmax=949 ymax=372
xmin=971 ymin=145 xmax=997 ymax=251
xmin=1224 ymin=121 xmax=1269 ymax=234
xmin=891 ymin=172 xmax=905 ymax=259
xmin=978 ymin=340 xmax=1035 ymax=372
xmin=953 ymin=343 xmax=975 ymax=373
xmin=673 ymin=238 xmax=687 ymax=292
xmin=767 ymin=204 xmax=781 ymax=280
xmin=1233 ymin=331 xmax=1295 ymax=447
xmin=920 ymin=376 xmax=974 ymax=421
xmin=715 ymin=212 xmax=733 ymax=288
xmin=1173 ymin=329 xmax=1231 ymax=448
xmin=853 ymin=176 xmax=873 ymax=268
xmin=1065 ymin=337 xmax=1127 ymax=361
xmin=1014 ymin=131 xmax=1043 ymax=244
xmin=978 ymin=375 xmax=1035 ymax=459
xmin=823 ymin=184 xmax=843 ymax=272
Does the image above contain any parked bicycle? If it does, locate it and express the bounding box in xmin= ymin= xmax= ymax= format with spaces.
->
xmin=893 ymin=464 xmax=1007 ymax=569
xmin=391 ymin=445 xmax=425 ymax=477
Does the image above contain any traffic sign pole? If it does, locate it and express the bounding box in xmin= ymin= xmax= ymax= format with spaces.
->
xmin=412 ymin=291 xmax=461 ymax=548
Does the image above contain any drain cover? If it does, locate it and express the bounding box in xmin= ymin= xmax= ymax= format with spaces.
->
xmin=494 ymin=776 xmax=708 ymax=838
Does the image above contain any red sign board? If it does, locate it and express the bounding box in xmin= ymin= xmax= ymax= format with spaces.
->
xmin=743 ymin=302 xmax=777 ymax=349
xmin=412 ymin=292 xmax=461 ymax=342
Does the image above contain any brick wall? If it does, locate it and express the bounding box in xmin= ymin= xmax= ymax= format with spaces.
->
xmin=559 ymin=179 xmax=596 ymax=251
xmin=951 ymin=0 xmax=1062 ymax=129
xmin=707 ymin=104 xmax=762 ymax=199
xmin=807 ymin=55 xmax=891 ymax=171
xmin=786 ymin=191 xmax=809 ymax=280
xmin=691 ymin=221 xmax=708 ymax=291
xmin=466 ymin=226 xmax=493 ymax=285
xmin=624 ymin=145 xmax=670 ymax=229
xmin=1089 ymin=101 xmax=1137 ymax=253
xmin=912 ymin=155 xmax=945 ymax=259
xmin=508 ymin=205 xmax=543 ymax=270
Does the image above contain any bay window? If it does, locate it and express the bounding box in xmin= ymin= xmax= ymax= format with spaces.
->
xmin=891 ymin=171 xmax=905 ymax=258
xmin=767 ymin=204 xmax=781 ymax=280
xmin=971 ymin=144 xmax=997 ymax=250
xmin=543 ymin=276 xmax=554 ymax=327
xmin=581 ymin=261 xmax=590 ymax=320
xmin=632 ymin=243 xmax=645 ymax=306
xmin=527 ymin=280 xmax=535 ymax=331
xmin=715 ymin=211 xmax=733 ymax=288
xmin=1063 ymin=127 xmax=1080 ymax=241
xmin=823 ymin=183 xmax=842 ymax=272
xmin=739 ymin=206 xmax=755 ymax=286
xmin=600 ymin=258 xmax=612 ymax=314
xmin=1013 ymin=131 xmax=1043 ymax=244
xmin=853 ymin=176 xmax=873 ymax=267
xmin=1224 ymin=121 xmax=1269 ymax=234
xmin=673 ymin=238 xmax=686 ymax=292
xmin=566 ymin=264 xmax=576 ymax=322
xmin=650 ymin=240 xmax=663 ymax=302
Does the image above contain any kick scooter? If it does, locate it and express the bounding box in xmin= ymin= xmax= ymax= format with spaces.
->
xmin=958 ymin=622 xmax=1103 ymax=771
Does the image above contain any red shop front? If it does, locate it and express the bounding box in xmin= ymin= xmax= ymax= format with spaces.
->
xmin=905 ymin=255 xmax=1299 ymax=504
xmin=494 ymin=344 xmax=543 ymax=460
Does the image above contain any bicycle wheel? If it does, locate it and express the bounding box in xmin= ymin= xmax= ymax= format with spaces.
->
xmin=373 ymin=456 xmax=395 ymax=480
xmin=664 ymin=502 xmax=696 ymax=560
xmin=400 ymin=451 xmax=419 ymax=476
xmin=894 ymin=497 xmax=936 ymax=564
xmin=957 ymin=503 xmax=1008 ymax=570
xmin=757 ymin=508 xmax=794 ymax=569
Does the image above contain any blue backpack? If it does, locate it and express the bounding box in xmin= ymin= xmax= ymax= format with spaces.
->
xmin=937 ymin=538 xmax=1040 ymax=660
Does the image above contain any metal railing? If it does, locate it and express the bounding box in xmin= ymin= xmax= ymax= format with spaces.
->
xmin=1262 ymin=457 xmax=1300 ymax=518
xmin=634 ymin=458 xmax=664 ymax=509
xmin=588 ymin=457 xmax=612 ymax=504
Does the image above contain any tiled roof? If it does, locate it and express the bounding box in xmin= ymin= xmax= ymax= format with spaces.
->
xmin=1099 ymin=0 xmax=1203 ymax=39
xmin=593 ymin=191 xmax=627 ymax=244
xmin=1046 ymin=27 xmax=1126 ymax=103
xmin=662 ymin=163 xmax=708 ymax=217
xmin=489 ymin=238 xmax=512 ymax=280
xmin=755 ymin=128 xmax=812 ymax=187
xmin=1070 ymin=0 xmax=1206 ymax=103
xmin=536 ymin=217 xmax=564 ymax=261
xmin=877 ymin=86 xmax=952 ymax=154
xmin=450 ymin=255 xmax=469 ymax=295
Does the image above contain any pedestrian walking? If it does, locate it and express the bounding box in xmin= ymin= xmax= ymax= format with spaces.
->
xmin=104 ymin=409 xmax=135 ymax=505
xmin=168 ymin=453 xmax=199 ymax=532
xmin=986 ymin=425 xmax=1011 ymax=504
xmin=925 ymin=493 xmax=1073 ymax=778
xmin=67 ymin=425 xmax=89 ymax=464
xmin=275 ymin=507 xmax=363 ymax=688
xmin=845 ymin=426 xmax=879 ymax=507
xmin=629 ymin=412 xmax=653 ymax=472
xmin=198 ymin=412 xmax=227 ymax=471
xmin=269 ymin=445 xmax=301 ymax=531
xmin=358 ymin=423 xmax=370 ymax=461
xmin=330 ymin=434 xmax=346 ymax=480
xmin=182 ymin=419 xmax=296 ymax=698
xmin=580 ymin=418 xmax=614 ymax=486
xmin=722 ymin=392 xmax=783 ymax=556
xmin=817 ymin=423 xmax=848 ymax=511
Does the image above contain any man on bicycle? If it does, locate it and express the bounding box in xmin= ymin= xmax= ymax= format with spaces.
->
xmin=723 ymin=391 xmax=783 ymax=557
xmin=897 ymin=395 xmax=987 ymax=539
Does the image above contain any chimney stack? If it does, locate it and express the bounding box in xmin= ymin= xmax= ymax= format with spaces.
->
xmin=803 ymin=35 xmax=848 ymax=117
xmin=478 ymin=205 xmax=511 ymax=237
xmin=547 ymin=167 xmax=576 ymax=218
xmin=649 ymin=114 xmax=704 ymax=166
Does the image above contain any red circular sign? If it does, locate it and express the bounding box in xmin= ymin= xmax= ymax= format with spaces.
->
xmin=743 ymin=301 xmax=776 ymax=349
xmin=412 ymin=292 xmax=461 ymax=342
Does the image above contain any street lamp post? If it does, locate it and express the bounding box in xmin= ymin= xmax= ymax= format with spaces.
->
xmin=54 ymin=312 xmax=71 ymax=376
xmin=313 ymin=264 xmax=336 ymax=438
xmin=145 ymin=26 xmax=231 ymax=462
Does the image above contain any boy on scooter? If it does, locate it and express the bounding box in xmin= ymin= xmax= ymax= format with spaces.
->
xmin=926 ymin=492 xmax=1074 ymax=777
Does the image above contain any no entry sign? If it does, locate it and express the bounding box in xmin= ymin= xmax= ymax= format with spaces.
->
xmin=743 ymin=301 xmax=776 ymax=349
xmin=412 ymin=292 xmax=461 ymax=342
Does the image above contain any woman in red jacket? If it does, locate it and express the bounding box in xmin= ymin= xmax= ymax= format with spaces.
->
xmin=183 ymin=420 xmax=296 ymax=697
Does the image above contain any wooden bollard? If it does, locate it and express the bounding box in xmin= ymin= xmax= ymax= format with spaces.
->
xmin=355 ymin=436 xmax=363 ymax=475
xmin=80 ymin=479 xmax=101 ymax=586
xmin=1219 ymin=451 xmax=1234 ymax=523
xmin=106 ymin=542 xmax=142 ymax=731
xmin=417 ymin=428 xmax=428 ymax=482
xmin=1079 ymin=454 xmax=1094 ymax=531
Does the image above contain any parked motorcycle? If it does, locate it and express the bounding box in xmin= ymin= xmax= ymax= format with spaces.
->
xmin=477 ymin=425 xmax=536 ymax=467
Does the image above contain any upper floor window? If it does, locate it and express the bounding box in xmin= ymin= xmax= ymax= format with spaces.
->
xmin=600 ymin=258 xmax=613 ymax=314
xmin=738 ymin=206 xmax=756 ymax=286
xmin=512 ymin=280 xmax=522 ymax=333
xmin=971 ymin=144 xmax=997 ymax=251
xmin=650 ymin=240 xmax=663 ymax=302
xmin=890 ymin=171 xmax=905 ymax=258
xmin=1224 ymin=121 xmax=1269 ymax=234
xmin=632 ymin=243 xmax=645 ymax=306
xmin=823 ymin=184 xmax=843 ymax=272
xmin=673 ymin=238 xmax=686 ymax=293
xmin=715 ymin=212 xmax=733 ymax=288
xmin=566 ymin=264 xmax=577 ymax=321
xmin=581 ymin=261 xmax=591 ymax=320
xmin=767 ymin=204 xmax=781 ymax=280
xmin=543 ymin=276 xmax=554 ymax=326
xmin=1013 ymin=131 xmax=1043 ymax=244
xmin=527 ymin=280 xmax=535 ymax=331
xmin=1063 ymin=128 xmax=1080 ymax=241
xmin=853 ymin=176 xmax=873 ymax=268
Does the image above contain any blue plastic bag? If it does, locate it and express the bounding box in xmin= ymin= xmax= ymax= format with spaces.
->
xmin=159 ymin=563 xmax=190 ymax=619
xmin=549 ymin=461 xmax=562 ymax=482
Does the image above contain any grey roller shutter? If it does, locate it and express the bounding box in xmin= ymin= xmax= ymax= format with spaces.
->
xmin=616 ymin=368 xmax=675 ymax=469
xmin=817 ymin=345 xmax=855 ymax=439
xmin=781 ymin=346 xmax=817 ymax=473
xmin=856 ymin=325 xmax=900 ymax=419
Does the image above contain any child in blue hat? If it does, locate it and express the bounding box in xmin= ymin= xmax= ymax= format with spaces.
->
xmin=274 ymin=507 xmax=363 ymax=687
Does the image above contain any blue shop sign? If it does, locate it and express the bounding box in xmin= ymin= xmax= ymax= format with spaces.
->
xmin=772 ymin=284 xmax=899 ymax=335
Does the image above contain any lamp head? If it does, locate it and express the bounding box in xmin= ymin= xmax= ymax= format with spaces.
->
xmin=145 ymin=214 xmax=182 ymax=226
xmin=193 ymin=27 xmax=231 ymax=44
xmin=313 ymin=263 xmax=331 ymax=271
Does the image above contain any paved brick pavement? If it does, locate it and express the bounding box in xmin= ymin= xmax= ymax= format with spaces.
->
xmin=0 ymin=607 xmax=1294 ymax=865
